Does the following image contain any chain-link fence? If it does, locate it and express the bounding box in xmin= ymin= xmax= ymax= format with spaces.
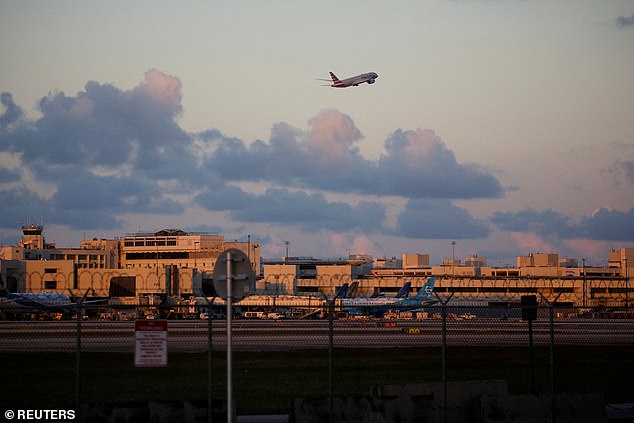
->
xmin=1 ymin=301 xmax=633 ymax=422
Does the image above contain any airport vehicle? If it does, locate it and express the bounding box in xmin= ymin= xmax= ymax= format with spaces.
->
xmin=341 ymin=278 xmax=436 ymax=317
xmin=319 ymin=71 xmax=378 ymax=88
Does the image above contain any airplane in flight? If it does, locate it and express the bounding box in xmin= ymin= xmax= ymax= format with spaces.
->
xmin=319 ymin=71 xmax=378 ymax=88
xmin=341 ymin=277 xmax=436 ymax=316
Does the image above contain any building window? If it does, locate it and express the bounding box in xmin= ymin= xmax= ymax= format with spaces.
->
xmin=45 ymin=280 xmax=57 ymax=289
xmin=44 ymin=268 xmax=57 ymax=274
xmin=109 ymin=276 xmax=136 ymax=297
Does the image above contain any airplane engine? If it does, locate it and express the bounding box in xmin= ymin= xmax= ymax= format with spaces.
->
xmin=368 ymin=79 xmax=375 ymax=84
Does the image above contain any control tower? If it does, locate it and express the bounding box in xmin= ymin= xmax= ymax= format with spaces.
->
xmin=18 ymin=224 xmax=45 ymax=250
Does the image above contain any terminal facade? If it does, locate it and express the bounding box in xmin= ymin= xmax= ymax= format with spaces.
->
xmin=1 ymin=225 xmax=632 ymax=308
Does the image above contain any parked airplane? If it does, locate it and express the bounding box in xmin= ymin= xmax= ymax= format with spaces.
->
xmin=0 ymin=279 xmax=101 ymax=316
xmin=372 ymin=282 xmax=412 ymax=299
xmin=319 ymin=71 xmax=378 ymax=88
xmin=334 ymin=281 xmax=361 ymax=299
xmin=341 ymin=278 xmax=436 ymax=316
xmin=0 ymin=288 xmax=72 ymax=314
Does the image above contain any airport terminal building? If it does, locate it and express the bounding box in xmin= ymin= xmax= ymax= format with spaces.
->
xmin=0 ymin=225 xmax=259 ymax=301
xmin=1 ymin=225 xmax=632 ymax=309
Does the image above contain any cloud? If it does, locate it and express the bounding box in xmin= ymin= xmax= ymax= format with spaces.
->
xmin=509 ymin=232 xmax=558 ymax=254
xmin=1 ymin=69 xmax=627 ymax=253
xmin=376 ymin=129 xmax=504 ymax=199
xmin=195 ymin=184 xmax=387 ymax=233
xmin=580 ymin=207 xmax=634 ymax=241
xmin=140 ymin=68 xmax=183 ymax=109
xmin=205 ymin=111 xmax=366 ymax=184
xmin=616 ymin=13 xmax=634 ymax=27
xmin=491 ymin=208 xmax=576 ymax=239
xmin=491 ymin=207 xmax=634 ymax=242
xmin=307 ymin=109 xmax=363 ymax=168
xmin=206 ymin=113 xmax=504 ymax=200
xmin=608 ymin=159 xmax=634 ymax=186
xmin=562 ymin=239 xmax=609 ymax=262
xmin=0 ymin=70 xmax=195 ymax=230
xmin=0 ymin=187 xmax=53 ymax=227
xmin=350 ymin=235 xmax=377 ymax=256
xmin=0 ymin=92 xmax=24 ymax=132
xmin=394 ymin=199 xmax=490 ymax=239
xmin=0 ymin=167 xmax=20 ymax=184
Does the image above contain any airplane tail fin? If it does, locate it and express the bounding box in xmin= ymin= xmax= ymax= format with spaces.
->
xmin=347 ymin=281 xmax=359 ymax=298
xmin=414 ymin=277 xmax=435 ymax=300
xmin=335 ymin=283 xmax=349 ymax=299
xmin=329 ymin=72 xmax=344 ymax=87
xmin=396 ymin=282 xmax=412 ymax=298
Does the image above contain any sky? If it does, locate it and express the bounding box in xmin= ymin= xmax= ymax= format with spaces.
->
xmin=1 ymin=1 xmax=633 ymax=266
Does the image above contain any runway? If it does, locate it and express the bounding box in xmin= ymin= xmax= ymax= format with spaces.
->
xmin=0 ymin=318 xmax=633 ymax=353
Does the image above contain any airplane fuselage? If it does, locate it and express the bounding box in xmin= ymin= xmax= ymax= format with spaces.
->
xmin=330 ymin=72 xmax=378 ymax=88
xmin=0 ymin=292 xmax=71 ymax=313
xmin=341 ymin=278 xmax=436 ymax=316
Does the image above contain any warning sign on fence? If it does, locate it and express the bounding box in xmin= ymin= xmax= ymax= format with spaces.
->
xmin=134 ymin=320 xmax=168 ymax=367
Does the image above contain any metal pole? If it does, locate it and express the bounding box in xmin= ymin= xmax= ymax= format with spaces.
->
xmin=208 ymin=297 xmax=214 ymax=423
xmin=226 ymin=251 xmax=233 ymax=423
xmin=328 ymin=298 xmax=334 ymax=423
xmin=582 ymin=258 xmax=587 ymax=308
xmin=549 ymin=302 xmax=556 ymax=423
xmin=75 ymin=303 xmax=81 ymax=413
xmin=71 ymin=288 xmax=90 ymax=416
xmin=540 ymin=292 xmax=561 ymax=423
xmin=434 ymin=292 xmax=454 ymax=423
xmin=625 ymin=258 xmax=629 ymax=315
xmin=441 ymin=300 xmax=447 ymax=423
xmin=528 ymin=318 xmax=535 ymax=394
xmin=450 ymin=241 xmax=456 ymax=277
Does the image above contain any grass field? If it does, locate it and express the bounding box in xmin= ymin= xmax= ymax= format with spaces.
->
xmin=2 ymin=346 xmax=633 ymax=415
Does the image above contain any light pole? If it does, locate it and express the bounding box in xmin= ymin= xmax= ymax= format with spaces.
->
xmin=625 ymin=257 xmax=629 ymax=314
xmin=450 ymin=241 xmax=456 ymax=277
xmin=582 ymin=258 xmax=587 ymax=308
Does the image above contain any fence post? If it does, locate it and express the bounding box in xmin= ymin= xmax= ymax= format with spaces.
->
xmin=549 ymin=302 xmax=555 ymax=423
xmin=70 ymin=289 xmax=91 ymax=416
xmin=75 ymin=303 xmax=81 ymax=413
xmin=521 ymin=295 xmax=538 ymax=394
xmin=539 ymin=292 xmax=562 ymax=423
xmin=434 ymin=292 xmax=454 ymax=423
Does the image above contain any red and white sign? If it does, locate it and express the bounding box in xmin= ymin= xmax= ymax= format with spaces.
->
xmin=134 ymin=320 xmax=168 ymax=367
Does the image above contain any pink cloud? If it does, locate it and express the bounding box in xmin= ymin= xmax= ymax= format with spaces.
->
xmin=307 ymin=109 xmax=362 ymax=166
xmin=140 ymin=68 xmax=182 ymax=107
xmin=510 ymin=232 xmax=557 ymax=252
xmin=562 ymin=239 xmax=609 ymax=262
xmin=351 ymin=234 xmax=377 ymax=256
